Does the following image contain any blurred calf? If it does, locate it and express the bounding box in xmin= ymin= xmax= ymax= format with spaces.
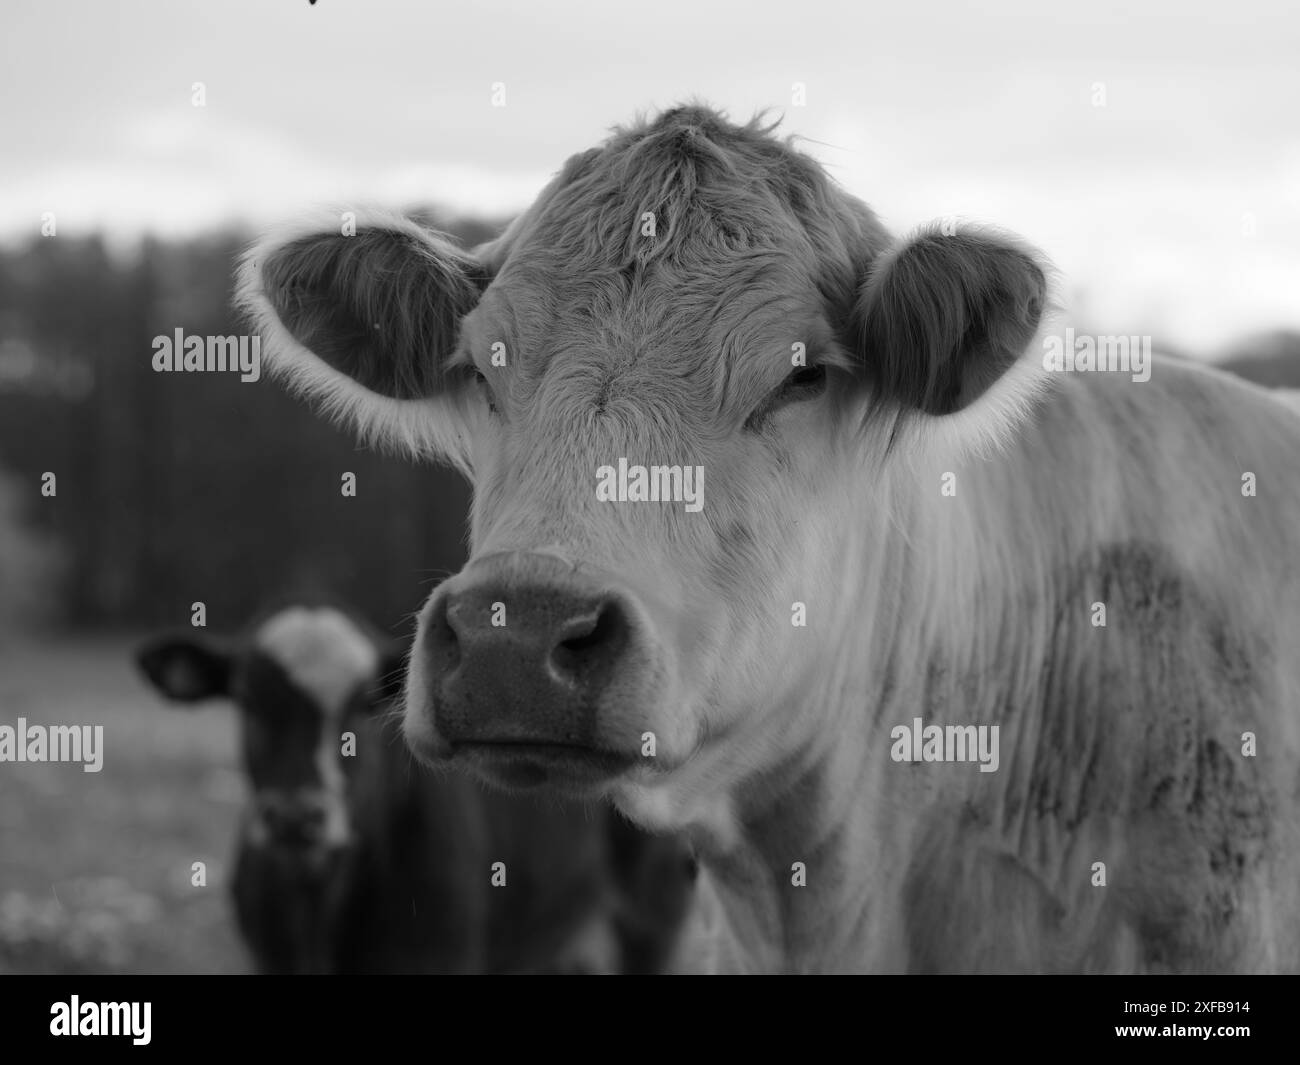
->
xmin=135 ymin=603 xmax=690 ymax=973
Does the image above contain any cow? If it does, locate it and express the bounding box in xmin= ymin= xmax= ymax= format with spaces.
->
xmin=136 ymin=602 xmax=667 ymax=974
xmin=235 ymin=105 xmax=1300 ymax=973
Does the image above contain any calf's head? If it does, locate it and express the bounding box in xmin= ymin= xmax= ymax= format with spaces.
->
xmin=238 ymin=107 xmax=1049 ymax=828
xmin=137 ymin=607 xmax=403 ymax=855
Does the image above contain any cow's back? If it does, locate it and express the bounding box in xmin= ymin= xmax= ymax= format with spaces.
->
xmin=891 ymin=357 xmax=1300 ymax=971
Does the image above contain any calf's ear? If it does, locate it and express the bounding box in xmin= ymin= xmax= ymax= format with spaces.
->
xmin=236 ymin=210 xmax=487 ymax=459
xmin=856 ymin=225 xmax=1051 ymax=439
xmin=136 ymin=635 xmax=232 ymax=704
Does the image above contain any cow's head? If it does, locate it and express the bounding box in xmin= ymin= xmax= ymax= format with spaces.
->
xmin=238 ymin=106 xmax=1050 ymax=834
xmin=136 ymin=607 xmax=404 ymax=858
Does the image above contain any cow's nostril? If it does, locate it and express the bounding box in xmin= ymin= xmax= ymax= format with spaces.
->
xmin=551 ymin=600 xmax=629 ymax=681
xmin=424 ymin=592 xmax=461 ymax=670
xmin=420 ymin=567 xmax=653 ymax=752
xmin=558 ymin=610 xmax=609 ymax=653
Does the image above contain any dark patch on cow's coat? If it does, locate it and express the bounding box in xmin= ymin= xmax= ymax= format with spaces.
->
xmin=1040 ymin=541 xmax=1270 ymax=968
xmin=898 ymin=540 xmax=1275 ymax=971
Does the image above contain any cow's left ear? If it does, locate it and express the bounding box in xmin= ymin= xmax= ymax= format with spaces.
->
xmin=857 ymin=225 xmax=1049 ymax=418
xmin=236 ymin=209 xmax=488 ymax=464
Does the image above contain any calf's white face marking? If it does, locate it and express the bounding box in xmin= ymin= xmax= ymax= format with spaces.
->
xmin=255 ymin=607 xmax=380 ymax=717
xmin=250 ymin=608 xmax=379 ymax=849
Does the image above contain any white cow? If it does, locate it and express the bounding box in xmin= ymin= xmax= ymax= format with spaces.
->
xmin=238 ymin=105 xmax=1300 ymax=973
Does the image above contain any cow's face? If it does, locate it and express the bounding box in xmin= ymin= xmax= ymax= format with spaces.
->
xmin=137 ymin=608 xmax=401 ymax=857
xmin=239 ymin=107 xmax=1047 ymax=826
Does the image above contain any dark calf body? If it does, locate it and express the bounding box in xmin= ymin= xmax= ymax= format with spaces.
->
xmin=136 ymin=604 xmax=690 ymax=973
xmin=228 ymin=724 xmax=491 ymax=974
xmin=329 ymin=726 xmax=615 ymax=974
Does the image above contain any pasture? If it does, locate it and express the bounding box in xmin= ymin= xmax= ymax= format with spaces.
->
xmin=0 ymin=636 xmax=246 ymax=973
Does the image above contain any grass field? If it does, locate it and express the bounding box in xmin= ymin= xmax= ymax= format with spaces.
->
xmin=0 ymin=636 xmax=250 ymax=973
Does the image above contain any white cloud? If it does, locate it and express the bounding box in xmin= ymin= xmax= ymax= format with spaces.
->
xmin=3 ymin=0 xmax=1299 ymax=353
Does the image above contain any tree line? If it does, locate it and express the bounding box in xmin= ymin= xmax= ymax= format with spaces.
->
xmin=0 ymin=214 xmax=501 ymax=635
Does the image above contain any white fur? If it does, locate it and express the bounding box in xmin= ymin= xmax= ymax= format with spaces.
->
xmin=253 ymin=607 xmax=378 ymax=848
xmin=255 ymin=607 xmax=378 ymax=717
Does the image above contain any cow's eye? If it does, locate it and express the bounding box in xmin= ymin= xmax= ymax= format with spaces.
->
xmin=778 ymin=364 xmax=827 ymax=400
xmin=471 ymin=369 xmax=499 ymax=415
xmin=746 ymin=364 xmax=827 ymax=430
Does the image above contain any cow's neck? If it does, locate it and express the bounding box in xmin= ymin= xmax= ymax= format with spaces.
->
xmin=682 ymin=746 xmax=882 ymax=973
xmin=687 ymin=434 xmax=1057 ymax=973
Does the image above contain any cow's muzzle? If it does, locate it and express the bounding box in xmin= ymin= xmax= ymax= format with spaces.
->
xmin=254 ymin=790 xmax=343 ymax=854
xmin=405 ymin=552 xmax=662 ymax=790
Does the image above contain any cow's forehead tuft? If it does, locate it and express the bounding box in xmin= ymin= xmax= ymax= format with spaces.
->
xmin=519 ymin=110 xmax=842 ymax=271
xmin=254 ymin=607 xmax=379 ymax=716
xmin=489 ymin=105 xmax=889 ymax=345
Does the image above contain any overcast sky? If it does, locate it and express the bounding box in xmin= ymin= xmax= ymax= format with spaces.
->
xmin=3 ymin=0 xmax=1298 ymax=353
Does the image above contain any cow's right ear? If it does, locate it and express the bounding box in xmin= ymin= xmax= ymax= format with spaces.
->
xmin=854 ymin=224 xmax=1054 ymax=458
xmin=135 ymin=636 xmax=232 ymax=704
xmin=236 ymin=209 xmax=487 ymax=460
